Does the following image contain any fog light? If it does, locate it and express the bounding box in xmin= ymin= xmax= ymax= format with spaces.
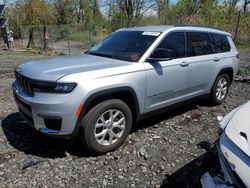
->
xmin=44 ymin=117 xmax=62 ymax=131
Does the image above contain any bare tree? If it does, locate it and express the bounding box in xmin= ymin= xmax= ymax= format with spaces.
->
xmin=73 ymin=0 xmax=84 ymax=23
xmin=102 ymin=0 xmax=117 ymax=31
xmin=155 ymin=0 xmax=169 ymax=19
xmin=176 ymin=0 xmax=202 ymax=17
xmin=227 ymin=0 xmax=239 ymax=8
xmin=118 ymin=0 xmax=156 ymax=27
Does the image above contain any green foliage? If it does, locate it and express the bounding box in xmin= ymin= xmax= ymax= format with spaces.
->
xmin=237 ymin=44 xmax=250 ymax=50
xmin=15 ymin=0 xmax=54 ymax=25
xmin=3 ymin=0 xmax=250 ymax=48
xmin=237 ymin=67 xmax=249 ymax=76
xmin=56 ymin=27 xmax=71 ymax=41
xmin=69 ymin=31 xmax=91 ymax=43
xmin=54 ymin=0 xmax=75 ymax=25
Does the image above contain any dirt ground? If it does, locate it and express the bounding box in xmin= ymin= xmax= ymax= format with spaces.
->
xmin=0 ymin=50 xmax=249 ymax=188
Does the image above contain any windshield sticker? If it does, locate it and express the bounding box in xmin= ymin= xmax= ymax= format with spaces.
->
xmin=131 ymin=54 xmax=140 ymax=62
xmin=142 ymin=31 xmax=161 ymax=36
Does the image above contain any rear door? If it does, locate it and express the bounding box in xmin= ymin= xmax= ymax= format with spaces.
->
xmin=186 ymin=32 xmax=217 ymax=95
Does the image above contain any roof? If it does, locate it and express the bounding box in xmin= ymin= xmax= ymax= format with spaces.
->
xmin=119 ymin=25 xmax=231 ymax=36
xmin=120 ymin=25 xmax=174 ymax=32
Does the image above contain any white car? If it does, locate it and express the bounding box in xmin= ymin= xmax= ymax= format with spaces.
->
xmin=13 ymin=25 xmax=239 ymax=153
xmin=201 ymin=101 xmax=250 ymax=188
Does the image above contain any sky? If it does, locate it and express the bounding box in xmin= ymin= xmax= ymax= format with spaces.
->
xmin=0 ymin=0 xmax=15 ymax=4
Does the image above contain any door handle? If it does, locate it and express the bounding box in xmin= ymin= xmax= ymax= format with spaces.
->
xmin=213 ymin=57 xmax=220 ymax=62
xmin=180 ymin=61 xmax=189 ymax=67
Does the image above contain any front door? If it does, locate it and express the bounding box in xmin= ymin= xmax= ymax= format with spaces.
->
xmin=144 ymin=31 xmax=192 ymax=112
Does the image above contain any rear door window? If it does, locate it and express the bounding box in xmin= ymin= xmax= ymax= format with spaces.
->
xmin=188 ymin=32 xmax=215 ymax=56
xmin=156 ymin=32 xmax=186 ymax=58
xmin=213 ymin=34 xmax=231 ymax=53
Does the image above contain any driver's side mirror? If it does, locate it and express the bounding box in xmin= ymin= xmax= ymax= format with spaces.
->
xmin=148 ymin=48 xmax=176 ymax=62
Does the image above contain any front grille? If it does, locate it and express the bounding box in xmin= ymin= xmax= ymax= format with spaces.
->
xmin=15 ymin=72 xmax=34 ymax=96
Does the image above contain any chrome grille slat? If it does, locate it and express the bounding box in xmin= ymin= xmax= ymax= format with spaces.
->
xmin=27 ymin=80 xmax=33 ymax=94
xmin=24 ymin=78 xmax=28 ymax=92
xmin=15 ymin=72 xmax=34 ymax=96
xmin=20 ymin=76 xmax=23 ymax=88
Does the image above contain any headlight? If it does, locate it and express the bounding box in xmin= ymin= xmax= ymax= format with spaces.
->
xmin=33 ymin=82 xmax=76 ymax=93
xmin=217 ymin=104 xmax=245 ymax=131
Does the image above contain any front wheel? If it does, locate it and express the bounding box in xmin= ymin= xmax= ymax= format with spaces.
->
xmin=80 ymin=99 xmax=132 ymax=154
xmin=211 ymin=74 xmax=230 ymax=105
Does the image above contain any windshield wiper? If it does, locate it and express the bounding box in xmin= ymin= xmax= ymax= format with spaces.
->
xmin=88 ymin=52 xmax=113 ymax=58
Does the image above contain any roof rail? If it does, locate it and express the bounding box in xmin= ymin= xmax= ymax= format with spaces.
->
xmin=175 ymin=24 xmax=223 ymax=31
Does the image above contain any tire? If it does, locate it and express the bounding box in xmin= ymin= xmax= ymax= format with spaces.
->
xmin=211 ymin=74 xmax=230 ymax=105
xmin=80 ymin=99 xmax=132 ymax=154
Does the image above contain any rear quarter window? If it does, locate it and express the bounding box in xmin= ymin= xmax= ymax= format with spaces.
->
xmin=213 ymin=34 xmax=231 ymax=53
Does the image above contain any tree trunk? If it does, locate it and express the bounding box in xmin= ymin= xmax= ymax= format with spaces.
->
xmin=27 ymin=27 xmax=35 ymax=48
xmin=43 ymin=25 xmax=48 ymax=51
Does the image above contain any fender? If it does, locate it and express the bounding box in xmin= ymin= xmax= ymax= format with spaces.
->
xmin=210 ymin=67 xmax=234 ymax=93
xmin=217 ymin=67 xmax=234 ymax=83
xmin=71 ymin=86 xmax=141 ymax=138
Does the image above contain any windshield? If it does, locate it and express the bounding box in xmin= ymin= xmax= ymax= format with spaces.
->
xmin=87 ymin=31 xmax=160 ymax=62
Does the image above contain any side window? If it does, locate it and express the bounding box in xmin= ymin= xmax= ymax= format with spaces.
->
xmin=155 ymin=32 xmax=186 ymax=58
xmin=188 ymin=32 xmax=215 ymax=56
xmin=213 ymin=34 xmax=231 ymax=53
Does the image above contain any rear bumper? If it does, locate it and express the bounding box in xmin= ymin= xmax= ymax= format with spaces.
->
xmin=12 ymin=81 xmax=82 ymax=139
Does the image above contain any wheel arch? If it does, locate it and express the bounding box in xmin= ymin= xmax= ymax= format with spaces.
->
xmin=72 ymin=87 xmax=141 ymax=136
xmin=217 ymin=67 xmax=234 ymax=84
xmin=83 ymin=87 xmax=140 ymax=119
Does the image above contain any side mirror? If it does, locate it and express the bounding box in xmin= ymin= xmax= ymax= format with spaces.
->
xmin=148 ymin=48 xmax=176 ymax=62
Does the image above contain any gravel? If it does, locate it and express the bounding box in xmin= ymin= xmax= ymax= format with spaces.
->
xmin=0 ymin=50 xmax=250 ymax=188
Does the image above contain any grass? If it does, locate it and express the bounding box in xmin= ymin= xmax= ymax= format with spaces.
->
xmin=236 ymin=43 xmax=250 ymax=50
xmin=237 ymin=67 xmax=249 ymax=76
xmin=0 ymin=49 xmax=57 ymax=58
xmin=69 ymin=31 xmax=91 ymax=44
xmin=14 ymin=51 xmax=38 ymax=56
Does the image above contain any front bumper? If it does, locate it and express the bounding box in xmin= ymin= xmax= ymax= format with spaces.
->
xmin=200 ymin=138 xmax=246 ymax=188
xmin=12 ymin=81 xmax=82 ymax=138
xmin=218 ymin=133 xmax=248 ymax=188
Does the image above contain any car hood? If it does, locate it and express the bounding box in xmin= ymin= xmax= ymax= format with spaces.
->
xmin=16 ymin=54 xmax=131 ymax=81
xmin=225 ymin=101 xmax=250 ymax=157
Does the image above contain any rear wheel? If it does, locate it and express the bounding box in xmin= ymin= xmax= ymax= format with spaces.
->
xmin=211 ymin=74 xmax=230 ymax=105
xmin=80 ymin=99 xmax=132 ymax=154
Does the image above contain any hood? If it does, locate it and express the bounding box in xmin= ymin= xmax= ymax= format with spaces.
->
xmin=225 ymin=101 xmax=250 ymax=157
xmin=16 ymin=54 xmax=131 ymax=81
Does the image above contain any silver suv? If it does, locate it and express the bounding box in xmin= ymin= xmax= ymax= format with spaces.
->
xmin=13 ymin=25 xmax=239 ymax=153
